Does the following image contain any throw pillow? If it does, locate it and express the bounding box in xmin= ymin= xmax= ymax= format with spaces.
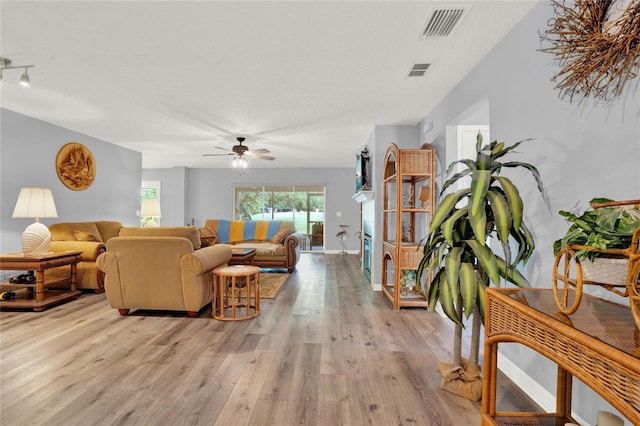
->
xmin=73 ymin=230 xmax=101 ymax=242
xmin=270 ymin=229 xmax=294 ymax=244
xmin=198 ymin=226 xmax=219 ymax=247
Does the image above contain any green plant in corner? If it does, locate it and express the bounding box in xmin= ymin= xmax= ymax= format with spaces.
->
xmin=416 ymin=132 xmax=549 ymax=401
xmin=553 ymin=198 xmax=640 ymax=262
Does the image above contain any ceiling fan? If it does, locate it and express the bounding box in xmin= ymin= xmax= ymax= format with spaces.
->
xmin=203 ymin=137 xmax=275 ymax=162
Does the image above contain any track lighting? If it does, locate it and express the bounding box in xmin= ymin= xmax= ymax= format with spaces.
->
xmin=0 ymin=57 xmax=34 ymax=87
xmin=19 ymin=69 xmax=31 ymax=87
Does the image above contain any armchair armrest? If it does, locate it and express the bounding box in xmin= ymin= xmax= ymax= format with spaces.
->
xmin=181 ymin=244 xmax=233 ymax=275
xmin=50 ymin=241 xmax=107 ymax=262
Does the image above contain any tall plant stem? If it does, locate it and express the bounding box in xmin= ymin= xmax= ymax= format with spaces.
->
xmin=469 ymin=311 xmax=481 ymax=367
xmin=453 ymin=294 xmax=463 ymax=368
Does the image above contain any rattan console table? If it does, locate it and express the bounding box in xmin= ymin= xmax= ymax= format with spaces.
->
xmin=481 ymin=288 xmax=639 ymax=425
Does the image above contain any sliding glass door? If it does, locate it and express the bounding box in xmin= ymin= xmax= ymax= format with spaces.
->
xmin=234 ymin=186 xmax=325 ymax=250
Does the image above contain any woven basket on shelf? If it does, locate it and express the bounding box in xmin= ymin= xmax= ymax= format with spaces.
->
xmin=580 ymin=257 xmax=629 ymax=286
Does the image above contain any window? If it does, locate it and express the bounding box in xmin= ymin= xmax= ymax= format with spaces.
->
xmin=141 ymin=180 xmax=161 ymax=227
xmin=234 ymin=186 xmax=325 ymax=249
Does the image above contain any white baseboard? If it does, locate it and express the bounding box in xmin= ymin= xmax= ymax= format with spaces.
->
xmin=323 ymin=250 xmax=359 ymax=255
xmin=496 ymin=350 xmax=588 ymax=425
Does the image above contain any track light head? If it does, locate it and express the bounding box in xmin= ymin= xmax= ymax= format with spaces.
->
xmin=18 ymin=69 xmax=31 ymax=88
xmin=0 ymin=57 xmax=34 ymax=88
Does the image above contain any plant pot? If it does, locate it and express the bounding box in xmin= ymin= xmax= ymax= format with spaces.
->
xmin=436 ymin=358 xmax=482 ymax=401
xmin=581 ymin=257 xmax=629 ymax=286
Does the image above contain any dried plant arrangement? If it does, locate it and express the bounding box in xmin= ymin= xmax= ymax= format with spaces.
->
xmin=539 ymin=0 xmax=640 ymax=103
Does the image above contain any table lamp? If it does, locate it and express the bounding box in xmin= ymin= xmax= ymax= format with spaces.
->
xmin=12 ymin=187 xmax=58 ymax=254
xmin=141 ymin=198 xmax=161 ymax=227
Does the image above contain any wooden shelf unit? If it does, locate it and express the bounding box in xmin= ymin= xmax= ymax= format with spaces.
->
xmin=381 ymin=143 xmax=435 ymax=309
xmin=482 ymin=288 xmax=640 ymax=425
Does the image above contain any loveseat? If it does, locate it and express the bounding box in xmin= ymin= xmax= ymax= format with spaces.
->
xmin=202 ymin=219 xmax=301 ymax=272
xmin=46 ymin=221 xmax=123 ymax=292
xmin=96 ymin=226 xmax=232 ymax=317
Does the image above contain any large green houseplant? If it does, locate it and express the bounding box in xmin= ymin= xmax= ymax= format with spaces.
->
xmin=416 ymin=133 xmax=548 ymax=400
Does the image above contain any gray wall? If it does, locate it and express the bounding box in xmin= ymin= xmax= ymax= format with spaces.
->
xmin=419 ymin=3 xmax=639 ymax=425
xmin=142 ymin=166 xmax=361 ymax=252
xmin=0 ymin=108 xmax=141 ymax=254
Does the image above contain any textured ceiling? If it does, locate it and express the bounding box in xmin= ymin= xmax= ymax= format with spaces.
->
xmin=0 ymin=1 xmax=537 ymax=169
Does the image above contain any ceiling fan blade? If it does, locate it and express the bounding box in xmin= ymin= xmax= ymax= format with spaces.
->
xmin=215 ymin=146 xmax=231 ymax=151
xmin=248 ymin=148 xmax=270 ymax=154
xmin=202 ymin=153 xmax=234 ymax=157
xmin=251 ymin=154 xmax=276 ymax=161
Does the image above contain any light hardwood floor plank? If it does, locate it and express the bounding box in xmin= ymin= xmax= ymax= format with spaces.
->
xmin=0 ymin=253 xmax=539 ymax=425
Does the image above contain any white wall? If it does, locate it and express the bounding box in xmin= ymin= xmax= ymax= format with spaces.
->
xmin=420 ymin=3 xmax=639 ymax=425
xmin=0 ymin=108 xmax=142 ymax=254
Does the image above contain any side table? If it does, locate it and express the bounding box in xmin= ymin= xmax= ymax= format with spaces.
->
xmin=212 ymin=265 xmax=260 ymax=321
xmin=482 ymin=288 xmax=640 ymax=425
xmin=228 ymin=248 xmax=257 ymax=266
xmin=0 ymin=251 xmax=82 ymax=311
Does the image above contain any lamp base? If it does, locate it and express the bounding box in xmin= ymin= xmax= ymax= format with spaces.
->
xmin=21 ymin=221 xmax=52 ymax=255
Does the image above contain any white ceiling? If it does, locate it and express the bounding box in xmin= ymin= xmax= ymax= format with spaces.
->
xmin=0 ymin=1 xmax=537 ymax=169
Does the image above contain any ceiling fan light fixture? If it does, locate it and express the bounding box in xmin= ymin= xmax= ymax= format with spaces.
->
xmin=232 ymin=156 xmax=248 ymax=169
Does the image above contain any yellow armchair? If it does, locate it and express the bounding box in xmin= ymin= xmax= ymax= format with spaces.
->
xmin=96 ymin=229 xmax=232 ymax=317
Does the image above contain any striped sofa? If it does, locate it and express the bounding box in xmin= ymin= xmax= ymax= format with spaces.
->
xmin=203 ymin=219 xmax=301 ymax=272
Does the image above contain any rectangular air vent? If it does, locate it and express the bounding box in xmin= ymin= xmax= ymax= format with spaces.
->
xmin=422 ymin=7 xmax=465 ymax=38
xmin=408 ymin=63 xmax=431 ymax=77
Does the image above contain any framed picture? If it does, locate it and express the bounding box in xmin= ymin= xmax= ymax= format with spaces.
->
xmin=56 ymin=143 xmax=96 ymax=191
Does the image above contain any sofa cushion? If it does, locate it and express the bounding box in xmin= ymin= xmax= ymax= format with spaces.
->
xmin=270 ymin=229 xmax=294 ymax=244
xmin=50 ymin=222 xmax=103 ymax=242
xmin=73 ymin=230 xmax=101 ymax=242
xmin=119 ymin=226 xmax=201 ymax=249
xmin=198 ymin=226 xmax=219 ymax=247
xmin=94 ymin=221 xmax=123 ymax=242
xmin=233 ymin=242 xmax=284 ymax=256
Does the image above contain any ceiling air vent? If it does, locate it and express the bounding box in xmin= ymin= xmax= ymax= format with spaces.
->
xmin=421 ymin=7 xmax=465 ymax=38
xmin=408 ymin=63 xmax=431 ymax=77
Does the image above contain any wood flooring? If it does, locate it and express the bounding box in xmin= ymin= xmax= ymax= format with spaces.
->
xmin=0 ymin=253 xmax=538 ymax=426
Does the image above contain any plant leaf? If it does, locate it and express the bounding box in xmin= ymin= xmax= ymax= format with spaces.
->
xmin=430 ymin=191 xmax=465 ymax=233
xmin=486 ymin=188 xmax=512 ymax=243
xmin=465 ymin=239 xmax=500 ymax=285
xmin=476 ymin=279 xmax=488 ymax=324
xmin=459 ymin=262 xmax=477 ymax=319
xmin=442 ymin=208 xmax=467 ymax=246
xmin=501 ymin=161 xmax=550 ymax=209
xmin=445 ymin=247 xmax=462 ymax=304
xmin=428 ymin=269 xmax=443 ymax=311
xmin=495 ymin=255 xmax=530 ymax=288
xmin=438 ymin=272 xmax=464 ymax=328
xmin=470 ymin=170 xmax=491 ymax=217
xmin=495 ymin=176 xmax=523 ymax=230
xmin=468 ymin=203 xmax=487 ymax=245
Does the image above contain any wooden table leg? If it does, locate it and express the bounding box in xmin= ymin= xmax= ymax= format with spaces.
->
xmin=557 ymin=365 xmax=572 ymax=419
xmin=35 ymin=270 xmax=45 ymax=302
xmin=70 ymin=263 xmax=77 ymax=292
xmin=481 ymin=339 xmax=498 ymax=420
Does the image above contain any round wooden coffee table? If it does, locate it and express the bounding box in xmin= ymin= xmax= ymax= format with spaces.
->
xmin=212 ymin=265 xmax=260 ymax=321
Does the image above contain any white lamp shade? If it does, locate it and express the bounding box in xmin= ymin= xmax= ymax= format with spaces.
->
xmin=12 ymin=187 xmax=58 ymax=219
xmin=141 ymin=199 xmax=161 ymax=217
xmin=12 ymin=187 xmax=58 ymax=255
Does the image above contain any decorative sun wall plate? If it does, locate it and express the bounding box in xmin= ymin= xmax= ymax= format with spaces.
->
xmin=56 ymin=143 xmax=96 ymax=191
